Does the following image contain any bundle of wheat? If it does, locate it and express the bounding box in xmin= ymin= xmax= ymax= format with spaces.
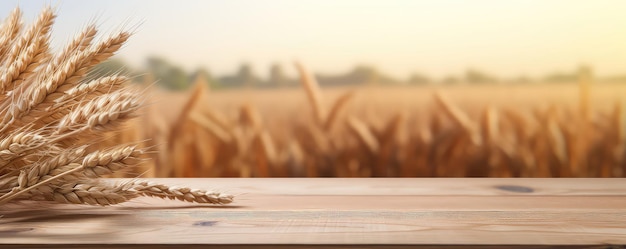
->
xmin=0 ymin=6 xmax=232 ymax=206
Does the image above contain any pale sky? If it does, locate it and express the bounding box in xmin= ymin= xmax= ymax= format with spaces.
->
xmin=2 ymin=0 xmax=626 ymax=79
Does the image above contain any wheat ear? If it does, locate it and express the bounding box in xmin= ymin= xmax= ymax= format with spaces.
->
xmin=27 ymin=180 xmax=138 ymax=206
xmin=1 ymin=6 xmax=54 ymax=71
xmin=433 ymin=91 xmax=481 ymax=145
xmin=0 ymin=6 xmax=233 ymax=206
xmin=295 ymin=61 xmax=325 ymax=126
xmin=132 ymin=181 xmax=234 ymax=205
xmin=0 ymin=8 xmax=22 ymax=61
xmin=324 ymin=90 xmax=356 ymax=131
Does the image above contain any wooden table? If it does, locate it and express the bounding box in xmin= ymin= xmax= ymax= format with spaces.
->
xmin=1 ymin=178 xmax=625 ymax=248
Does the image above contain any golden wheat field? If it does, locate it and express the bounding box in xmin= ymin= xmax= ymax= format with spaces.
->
xmin=103 ymin=65 xmax=626 ymax=178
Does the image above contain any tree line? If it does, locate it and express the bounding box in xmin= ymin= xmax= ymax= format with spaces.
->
xmin=93 ymin=57 xmax=626 ymax=91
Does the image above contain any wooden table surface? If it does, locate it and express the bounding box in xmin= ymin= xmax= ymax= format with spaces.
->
xmin=1 ymin=178 xmax=626 ymax=248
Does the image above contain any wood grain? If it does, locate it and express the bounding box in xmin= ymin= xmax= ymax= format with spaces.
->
xmin=0 ymin=178 xmax=625 ymax=248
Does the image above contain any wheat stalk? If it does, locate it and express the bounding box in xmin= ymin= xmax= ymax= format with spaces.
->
xmin=347 ymin=116 xmax=380 ymax=154
xmin=324 ymin=90 xmax=356 ymax=131
xmin=190 ymin=112 xmax=233 ymax=144
xmin=0 ymin=6 xmax=233 ymax=206
xmin=295 ymin=61 xmax=326 ymax=126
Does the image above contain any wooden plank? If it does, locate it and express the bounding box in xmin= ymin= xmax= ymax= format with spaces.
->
xmin=0 ymin=178 xmax=625 ymax=248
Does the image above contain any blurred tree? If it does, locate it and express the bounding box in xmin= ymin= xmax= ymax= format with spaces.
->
xmin=189 ymin=68 xmax=217 ymax=89
xmin=544 ymin=71 xmax=577 ymax=83
xmin=237 ymin=63 xmax=255 ymax=87
xmin=316 ymin=65 xmax=376 ymax=86
xmin=511 ymin=75 xmax=532 ymax=84
xmin=336 ymin=65 xmax=398 ymax=86
xmin=407 ymin=73 xmax=430 ymax=85
xmin=219 ymin=63 xmax=261 ymax=88
xmin=603 ymin=75 xmax=626 ymax=83
xmin=146 ymin=57 xmax=190 ymax=91
xmin=441 ymin=75 xmax=460 ymax=85
xmin=465 ymin=68 xmax=497 ymax=84
xmin=268 ymin=63 xmax=289 ymax=87
xmin=351 ymin=65 xmax=380 ymax=85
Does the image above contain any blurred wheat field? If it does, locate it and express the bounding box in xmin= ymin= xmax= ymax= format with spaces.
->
xmin=106 ymin=65 xmax=626 ymax=178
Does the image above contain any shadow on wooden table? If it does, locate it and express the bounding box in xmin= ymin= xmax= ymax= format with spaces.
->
xmin=0 ymin=202 xmax=241 ymax=245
